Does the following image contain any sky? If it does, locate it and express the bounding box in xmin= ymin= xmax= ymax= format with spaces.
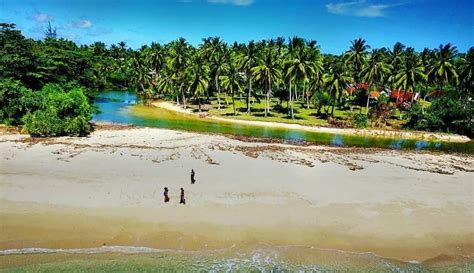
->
xmin=0 ymin=0 xmax=473 ymax=54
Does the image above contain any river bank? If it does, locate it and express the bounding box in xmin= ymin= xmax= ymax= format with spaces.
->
xmin=153 ymin=101 xmax=471 ymax=143
xmin=1 ymin=125 xmax=473 ymax=270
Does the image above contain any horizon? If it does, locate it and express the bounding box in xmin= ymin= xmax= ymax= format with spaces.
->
xmin=0 ymin=0 xmax=473 ymax=54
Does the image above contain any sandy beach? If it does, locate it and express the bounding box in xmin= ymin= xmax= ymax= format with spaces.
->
xmin=0 ymin=125 xmax=473 ymax=269
xmin=153 ymin=101 xmax=471 ymax=143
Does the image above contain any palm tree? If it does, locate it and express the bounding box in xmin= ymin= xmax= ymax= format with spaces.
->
xmin=168 ymin=38 xmax=190 ymax=107
xmin=361 ymin=49 xmax=391 ymax=114
xmin=305 ymin=40 xmax=324 ymax=109
xmin=220 ymin=58 xmax=244 ymax=116
xmin=322 ymin=59 xmax=352 ymax=116
xmin=428 ymin=43 xmax=459 ymax=90
xmin=202 ymin=37 xmax=226 ymax=105
xmin=457 ymin=47 xmax=474 ymax=99
xmin=148 ymin=42 xmax=165 ymax=85
xmin=188 ymin=54 xmax=209 ymax=112
xmin=394 ymin=48 xmax=427 ymax=103
xmin=388 ymin=42 xmax=406 ymax=89
xmin=345 ymin=38 xmax=370 ymax=84
xmin=239 ymin=41 xmax=260 ymax=114
xmin=253 ymin=44 xmax=282 ymax=117
xmin=131 ymin=52 xmax=153 ymax=103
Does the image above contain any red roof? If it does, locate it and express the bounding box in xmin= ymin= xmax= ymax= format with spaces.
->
xmin=390 ymin=90 xmax=415 ymax=104
xmin=356 ymin=83 xmax=370 ymax=90
xmin=369 ymin=91 xmax=381 ymax=98
xmin=427 ymin=90 xmax=445 ymax=98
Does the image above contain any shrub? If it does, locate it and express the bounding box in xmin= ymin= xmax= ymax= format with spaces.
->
xmin=404 ymin=93 xmax=473 ymax=137
xmin=404 ymin=103 xmax=427 ymax=130
xmin=0 ymin=78 xmax=33 ymax=125
xmin=22 ymin=84 xmax=93 ymax=137
xmin=352 ymin=113 xmax=369 ymax=128
xmin=370 ymin=101 xmax=394 ymax=128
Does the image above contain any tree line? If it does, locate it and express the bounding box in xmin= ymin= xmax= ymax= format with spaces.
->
xmin=1 ymin=22 xmax=472 ymax=137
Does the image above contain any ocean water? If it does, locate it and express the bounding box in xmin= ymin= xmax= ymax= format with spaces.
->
xmin=1 ymin=245 xmax=472 ymax=272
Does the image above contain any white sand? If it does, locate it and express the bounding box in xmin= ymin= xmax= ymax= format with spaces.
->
xmin=0 ymin=126 xmax=473 ymax=262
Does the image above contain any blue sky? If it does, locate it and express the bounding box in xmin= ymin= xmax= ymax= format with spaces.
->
xmin=0 ymin=0 xmax=472 ymax=54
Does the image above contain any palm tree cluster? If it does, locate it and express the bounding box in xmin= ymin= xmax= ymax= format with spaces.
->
xmin=130 ymin=36 xmax=471 ymax=118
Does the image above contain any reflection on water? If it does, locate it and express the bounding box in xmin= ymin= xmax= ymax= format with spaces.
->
xmin=331 ymin=135 xmax=344 ymax=147
xmin=93 ymin=91 xmax=473 ymax=154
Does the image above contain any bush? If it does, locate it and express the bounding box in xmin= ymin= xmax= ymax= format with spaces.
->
xmin=0 ymin=78 xmax=33 ymax=125
xmin=404 ymin=93 xmax=473 ymax=137
xmin=352 ymin=113 xmax=369 ymax=128
xmin=369 ymin=101 xmax=394 ymax=128
xmin=404 ymin=104 xmax=427 ymax=130
xmin=22 ymin=84 xmax=93 ymax=137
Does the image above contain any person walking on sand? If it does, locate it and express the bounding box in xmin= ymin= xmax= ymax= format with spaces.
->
xmin=163 ymin=187 xmax=170 ymax=203
xmin=191 ymin=169 xmax=196 ymax=184
xmin=180 ymin=188 xmax=186 ymax=204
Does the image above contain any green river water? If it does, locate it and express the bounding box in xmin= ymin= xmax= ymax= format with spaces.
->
xmin=93 ymin=91 xmax=473 ymax=154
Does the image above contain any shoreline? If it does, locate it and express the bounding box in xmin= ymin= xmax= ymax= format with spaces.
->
xmin=1 ymin=127 xmax=473 ymax=266
xmin=152 ymin=101 xmax=471 ymax=143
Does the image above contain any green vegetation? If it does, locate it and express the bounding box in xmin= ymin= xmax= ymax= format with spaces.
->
xmin=1 ymin=22 xmax=472 ymax=137
xmin=22 ymin=84 xmax=92 ymax=137
xmin=130 ymin=36 xmax=473 ymax=137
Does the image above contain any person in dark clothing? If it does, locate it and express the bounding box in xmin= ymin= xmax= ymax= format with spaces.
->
xmin=163 ymin=187 xmax=170 ymax=203
xmin=180 ymin=188 xmax=186 ymax=204
xmin=191 ymin=169 xmax=196 ymax=184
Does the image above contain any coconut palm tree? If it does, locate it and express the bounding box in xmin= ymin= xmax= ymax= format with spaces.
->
xmin=239 ymin=41 xmax=260 ymax=114
xmin=220 ymin=58 xmax=244 ymax=116
xmin=202 ymin=37 xmax=228 ymax=110
xmin=428 ymin=43 xmax=459 ymax=90
xmin=361 ymin=49 xmax=392 ymax=114
xmin=168 ymin=38 xmax=190 ymax=107
xmin=457 ymin=47 xmax=474 ymax=99
xmin=305 ymin=40 xmax=324 ymax=109
xmin=188 ymin=54 xmax=209 ymax=112
xmin=148 ymin=42 xmax=165 ymax=85
xmin=345 ymin=38 xmax=370 ymax=84
xmin=394 ymin=48 xmax=427 ymax=102
xmin=253 ymin=44 xmax=282 ymax=117
xmin=322 ymin=58 xmax=352 ymax=116
xmin=388 ymin=42 xmax=406 ymax=89
xmin=131 ymin=52 xmax=153 ymax=103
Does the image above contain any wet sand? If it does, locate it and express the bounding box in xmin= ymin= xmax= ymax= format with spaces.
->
xmin=0 ymin=125 xmax=473 ymax=269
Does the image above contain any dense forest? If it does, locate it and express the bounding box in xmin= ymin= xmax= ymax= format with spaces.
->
xmin=1 ymin=23 xmax=472 ymax=137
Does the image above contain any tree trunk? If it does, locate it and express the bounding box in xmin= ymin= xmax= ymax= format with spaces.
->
xmin=224 ymin=92 xmax=229 ymax=105
xmin=247 ymin=77 xmax=252 ymax=114
xmin=216 ymin=76 xmax=221 ymax=110
xmin=287 ymin=81 xmax=290 ymax=116
xmin=331 ymin=91 xmax=336 ymax=116
xmin=179 ymin=84 xmax=186 ymax=109
xmin=198 ymin=97 xmax=202 ymax=112
xmin=231 ymin=85 xmax=236 ymax=116
xmin=287 ymin=80 xmax=293 ymax=117
xmin=365 ymin=91 xmax=370 ymax=115
xmin=302 ymin=82 xmax=306 ymax=103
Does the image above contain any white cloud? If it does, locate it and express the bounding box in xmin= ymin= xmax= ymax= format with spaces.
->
xmin=76 ymin=20 xmax=93 ymax=28
xmin=67 ymin=20 xmax=93 ymax=29
xmin=326 ymin=0 xmax=397 ymax=17
xmin=32 ymin=13 xmax=53 ymax=22
xmin=207 ymin=0 xmax=254 ymax=6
